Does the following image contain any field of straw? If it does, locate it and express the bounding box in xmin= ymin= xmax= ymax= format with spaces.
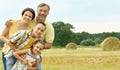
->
xmin=0 ymin=47 xmax=120 ymax=70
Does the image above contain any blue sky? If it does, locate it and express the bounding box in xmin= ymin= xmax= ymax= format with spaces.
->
xmin=0 ymin=0 xmax=120 ymax=34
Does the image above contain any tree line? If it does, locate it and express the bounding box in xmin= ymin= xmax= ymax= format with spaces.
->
xmin=52 ymin=21 xmax=120 ymax=47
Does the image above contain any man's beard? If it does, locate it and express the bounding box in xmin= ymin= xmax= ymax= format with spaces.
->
xmin=36 ymin=15 xmax=45 ymax=23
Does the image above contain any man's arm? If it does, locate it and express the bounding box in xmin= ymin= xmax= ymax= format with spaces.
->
xmin=44 ymin=43 xmax=52 ymax=49
xmin=44 ymin=21 xmax=54 ymax=49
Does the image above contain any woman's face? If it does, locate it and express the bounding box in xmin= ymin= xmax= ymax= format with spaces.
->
xmin=22 ymin=11 xmax=33 ymax=24
xmin=33 ymin=43 xmax=44 ymax=54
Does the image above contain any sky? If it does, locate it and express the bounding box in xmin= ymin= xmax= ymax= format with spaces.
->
xmin=0 ymin=0 xmax=120 ymax=34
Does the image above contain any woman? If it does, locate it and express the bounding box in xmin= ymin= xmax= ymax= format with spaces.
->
xmin=1 ymin=7 xmax=35 ymax=70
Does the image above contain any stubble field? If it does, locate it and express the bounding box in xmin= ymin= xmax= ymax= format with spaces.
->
xmin=0 ymin=47 xmax=120 ymax=70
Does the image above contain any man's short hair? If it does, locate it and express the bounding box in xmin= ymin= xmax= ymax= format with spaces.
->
xmin=37 ymin=3 xmax=50 ymax=11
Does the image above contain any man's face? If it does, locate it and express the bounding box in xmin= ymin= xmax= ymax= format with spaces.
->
xmin=37 ymin=6 xmax=49 ymax=22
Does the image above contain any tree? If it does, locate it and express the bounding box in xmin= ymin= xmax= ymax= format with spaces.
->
xmin=52 ymin=21 xmax=75 ymax=47
xmin=94 ymin=38 xmax=102 ymax=44
xmin=80 ymin=39 xmax=95 ymax=46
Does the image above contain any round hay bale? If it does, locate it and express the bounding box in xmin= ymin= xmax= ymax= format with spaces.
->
xmin=66 ymin=42 xmax=77 ymax=50
xmin=101 ymin=37 xmax=120 ymax=51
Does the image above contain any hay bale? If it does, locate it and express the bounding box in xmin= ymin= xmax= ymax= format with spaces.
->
xmin=101 ymin=37 xmax=120 ymax=51
xmin=66 ymin=42 xmax=77 ymax=50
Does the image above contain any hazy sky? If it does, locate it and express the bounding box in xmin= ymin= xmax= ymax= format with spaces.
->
xmin=0 ymin=0 xmax=120 ymax=34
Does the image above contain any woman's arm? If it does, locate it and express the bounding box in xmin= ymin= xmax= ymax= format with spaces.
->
xmin=0 ymin=35 xmax=17 ymax=52
xmin=13 ymin=49 xmax=28 ymax=64
xmin=1 ymin=26 xmax=10 ymax=37
xmin=0 ymin=35 xmax=9 ymax=43
xmin=1 ymin=20 xmax=12 ymax=37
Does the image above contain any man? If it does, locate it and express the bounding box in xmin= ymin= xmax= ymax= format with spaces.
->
xmin=33 ymin=3 xmax=55 ymax=70
xmin=30 ymin=3 xmax=54 ymax=49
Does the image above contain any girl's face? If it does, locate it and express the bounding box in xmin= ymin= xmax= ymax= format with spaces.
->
xmin=22 ymin=11 xmax=33 ymax=24
xmin=33 ymin=43 xmax=44 ymax=54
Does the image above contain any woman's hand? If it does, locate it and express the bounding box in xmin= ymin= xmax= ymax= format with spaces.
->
xmin=5 ymin=19 xmax=13 ymax=27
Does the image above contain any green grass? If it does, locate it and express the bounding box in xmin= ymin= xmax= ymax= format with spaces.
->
xmin=0 ymin=49 xmax=3 ymax=70
xmin=0 ymin=47 xmax=120 ymax=70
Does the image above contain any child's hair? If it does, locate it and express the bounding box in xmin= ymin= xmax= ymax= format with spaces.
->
xmin=36 ymin=20 xmax=46 ymax=27
xmin=31 ymin=39 xmax=44 ymax=51
xmin=35 ymin=22 xmax=46 ymax=30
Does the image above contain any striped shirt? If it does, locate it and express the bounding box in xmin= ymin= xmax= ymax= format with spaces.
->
xmin=4 ymin=30 xmax=35 ymax=59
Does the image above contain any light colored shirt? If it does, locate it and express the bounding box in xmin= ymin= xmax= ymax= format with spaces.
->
xmin=12 ymin=49 xmax=37 ymax=70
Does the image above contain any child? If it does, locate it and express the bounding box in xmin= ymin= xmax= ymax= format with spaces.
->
xmin=0 ymin=22 xmax=46 ymax=70
xmin=12 ymin=40 xmax=44 ymax=70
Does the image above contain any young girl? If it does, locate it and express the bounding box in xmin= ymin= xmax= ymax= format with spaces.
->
xmin=12 ymin=40 xmax=44 ymax=70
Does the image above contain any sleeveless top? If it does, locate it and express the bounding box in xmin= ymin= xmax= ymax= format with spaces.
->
xmin=2 ymin=20 xmax=31 ymax=52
